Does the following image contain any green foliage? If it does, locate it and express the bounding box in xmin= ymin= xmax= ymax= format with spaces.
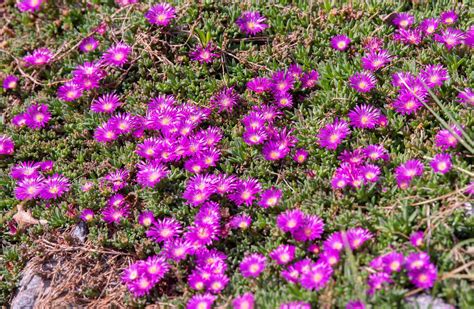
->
xmin=0 ymin=0 xmax=473 ymax=307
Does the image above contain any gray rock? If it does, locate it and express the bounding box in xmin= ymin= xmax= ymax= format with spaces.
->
xmin=71 ymin=221 xmax=88 ymax=243
xmin=11 ymin=268 xmax=50 ymax=309
xmin=406 ymin=294 xmax=454 ymax=309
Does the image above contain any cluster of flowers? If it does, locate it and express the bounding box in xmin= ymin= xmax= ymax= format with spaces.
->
xmin=331 ymin=145 xmax=390 ymax=190
xmin=234 ymin=209 xmax=372 ymax=292
xmin=366 ymin=231 xmax=437 ymax=294
xmin=394 ymin=123 xmax=464 ymax=189
xmin=12 ymin=104 xmax=51 ymax=129
xmin=390 ymin=11 xmax=473 ymax=50
xmin=0 ymin=135 xmax=15 ymax=155
xmin=10 ymin=161 xmax=70 ymax=200
xmin=390 ymin=64 xmax=449 ymax=115
xmin=182 ymin=173 xmax=282 ymax=209
xmin=121 ymin=255 xmax=169 ymax=297
xmin=120 ymin=202 xmax=234 ymax=299
xmin=56 ymin=42 xmax=131 ymax=102
xmin=237 ymin=64 xmax=318 ymax=161
xmin=2 ymin=75 xmax=19 ymax=90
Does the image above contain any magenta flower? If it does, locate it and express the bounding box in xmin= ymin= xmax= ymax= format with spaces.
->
xmin=228 ymin=178 xmax=261 ymax=207
xmin=185 ymin=224 xmax=220 ymax=246
xmin=361 ymin=50 xmax=391 ymax=71
xmin=382 ymin=251 xmax=405 ymax=273
xmin=420 ymin=18 xmax=439 ymax=35
xmin=465 ymin=26 xmax=474 ymax=48
xmin=3 ymin=75 xmax=18 ymax=90
xmin=409 ymin=231 xmax=424 ymax=247
xmin=145 ymin=3 xmax=176 ymax=27
xmin=408 ymin=263 xmax=437 ymax=289
xmin=10 ymin=161 xmax=41 ymax=180
xmin=292 ymin=214 xmax=324 ymax=242
xmin=420 ymin=64 xmax=449 ymax=88
xmin=434 ymin=28 xmax=465 ymax=49
xmin=430 ymin=153 xmax=452 ymax=174
xmin=349 ymin=71 xmax=376 ymax=92
xmin=23 ymin=48 xmax=53 ymax=66
xmin=346 ymin=300 xmax=366 ymax=309
xmin=103 ymin=168 xmax=129 ymax=191
xmin=57 ymin=81 xmax=83 ymax=101
xmin=299 ymin=261 xmax=333 ymax=290
xmin=395 ymin=159 xmax=424 ymax=187
xmin=102 ymin=43 xmax=131 ymax=66
xmin=276 ymin=209 xmax=305 ymax=233
xmin=214 ymin=173 xmax=237 ymax=195
xmin=232 ymin=293 xmax=255 ymax=309
xmin=108 ymin=194 xmax=126 ymax=207
xmin=91 ymin=93 xmax=122 ymax=113
xmin=348 ymin=104 xmax=381 ymax=129
xmin=440 ymin=11 xmax=458 ymax=25
xmin=143 ymin=255 xmax=170 ymax=280
xmin=274 ymin=93 xmax=293 ymax=108
xmin=258 ymin=187 xmax=282 ymax=208
xmin=235 ymin=11 xmax=268 ymax=35
xmin=301 ymin=70 xmax=319 ymax=89
xmin=239 ymin=253 xmax=266 ymax=278
xmin=102 ymin=203 xmax=130 ymax=224
xmin=247 ymin=77 xmax=272 ymax=93
xmin=194 ymin=202 xmax=221 ymax=226
xmin=271 ymin=70 xmax=294 ymax=94
xmin=138 ymin=211 xmax=155 ymax=227
xmin=393 ymin=93 xmax=424 ymax=115
xmin=319 ymin=248 xmax=340 ymax=267
xmin=94 ymin=123 xmax=118 ymax=143
xmin=229 ymin=214 xmax=252 ymax=230
xmin=346 ymin=227 xmax=373 ymax=249
xmin=211 ymin=87 xmax=240 ymax=112
xmin=79 ymin=36 xmax=99 ymax=53
xmin=367 ymin=272 xmax=392 ymax=295
xmin=270 ymin=245 xmax=296 ymax=265
xmin=190 ymin=44 xmax=219 ymax=64
xmin=80 ymin=209 xmax=94 ymax=222
xmin=317 ymin=119 xmax=350 ymax=150
xmin=362 ymin=37 xmax=383 ymax=51
xmin=392 ymin=12 xmax=415 ymax=28
xmin=293 ymin=148 xmax=308 ymax=164
xmin=457 ymin=88 xmax=474 ymax=107
xmin=146 ymin=217 xmax=182 ymax=243
xmin=14 ymin=176 xmax=44 ymax=200
xmin=11 ymin=114 xmax=26 ymax=128
xmin=405 ymin=252 xmax=431 ymax=272
xmin=330 ymin=35 xmax=351 ymax=51
xmin=163 ymin=238 xmax=193 ymax=261
xmin=434 ymin=126 xmax=462 ymax=150
xmin=0 ymin=135 xmax=15 ymax=155
xmin=243 ymin=128 xmax=268 ymax=145
xmin=39 ymin=174 xmax=70 ymax=199
xmin=364 ymin=144 xmax=390 ymax=161
xmin=323 ymin=231 xmax=344 ymax=251
xmin=17 ymin=0 xmax=44 ymax=12
xmin=360 ymin=164 xmax=381 ymax=183
xmin=186 ymin=294 xmax=216 ymax=309
xmin=393 ymin=28 xmax=423 ymax=45
xmin=24 ymin=104 xmax=51 ymax=129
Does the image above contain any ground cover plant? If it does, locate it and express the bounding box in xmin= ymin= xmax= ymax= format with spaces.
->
xmin=1 ymin=0 xmax=473 ymax=308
